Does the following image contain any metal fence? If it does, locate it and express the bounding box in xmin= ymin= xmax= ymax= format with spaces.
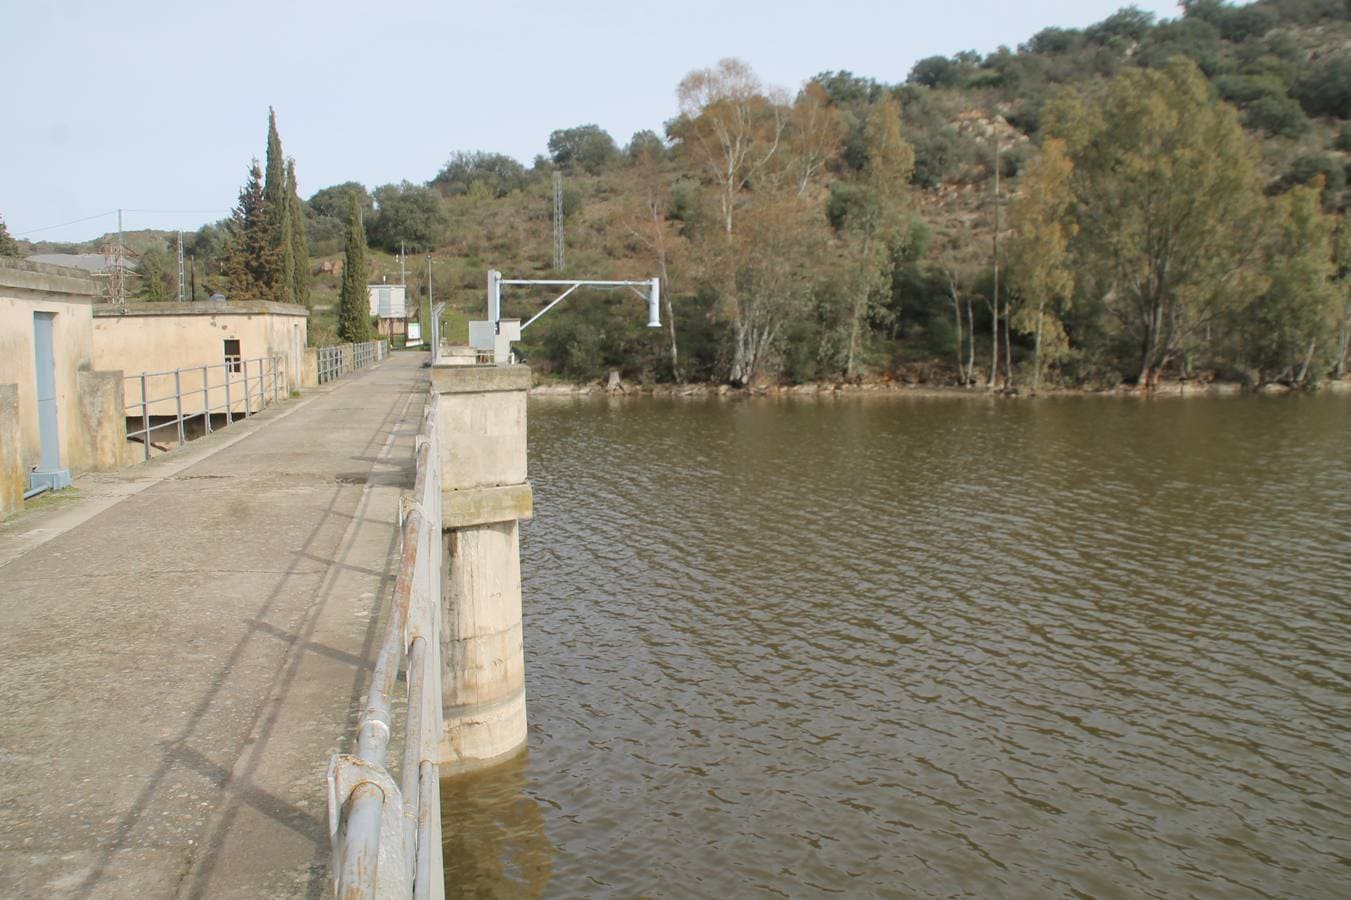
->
xmin=318 ymin=339 xmax=388 ymax=385
xmin=318 ymin=345 xmax=345 ymax=384
xmin=327 ymin=392 xmax=445 ymax=899
xmin=125 ymin=356 xmax=285 ymax=462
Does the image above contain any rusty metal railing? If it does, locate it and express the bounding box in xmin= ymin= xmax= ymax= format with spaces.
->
xmin=327 ymin=391 xmax=444 ymax=899
xmin=124 ymin=355 xmax=285 ymax=461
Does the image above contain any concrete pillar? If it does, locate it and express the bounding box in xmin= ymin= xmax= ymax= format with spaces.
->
xmin=78 ymin=369 xmax=126 ymax=472
xmin=433 ymin=364 xmax=533 ymax=772
xmin=301 ymin=348 xmax=319 ymax=388
xmin=0 ymin=384 xmax=23 ymax=518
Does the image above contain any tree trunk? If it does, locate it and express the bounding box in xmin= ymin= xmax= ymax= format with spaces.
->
xmin=989 ymin=130 xmax=1001 ymax=389
xmin=1334 ymin=308 xmax=1349 ymax=379
xmin=1295 ymin=338 xmax=1317 ymax=385
xmin=656 ymin=253 xmax=680 ymax=382
xmin=1138 ymin=301 xmax=1161 ymax=389
xmin=730 ymin=320 xmax=750 ymax=386
xmin=965 ymin=298 xmax=976 ymax=387
xmin=1032 ymin=306 xmax=1044 ymax=394
xmin=846 ymin=300 xmax=862 ymax=381
xmin=846 ymin=230 xmax=874 ymax=381
xmin=1002 ymin=300 xmax=1014 ymax=388
xmin=665 ymin=292 xmax=680 ymax=382
xmin=948 ymin=272 xmax=964 ymax=384
xmin=988 ymin=294 xmax=999 ymax=386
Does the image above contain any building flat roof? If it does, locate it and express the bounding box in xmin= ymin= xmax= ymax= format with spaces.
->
xmin=92 ymin=300 xmax=310 ymax=318
xmin=27 ymin=253 xmax=135 ymax=273
xmin=1 ymin=258 xmax=101 ymax=298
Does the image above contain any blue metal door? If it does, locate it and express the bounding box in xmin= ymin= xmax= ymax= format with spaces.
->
xmin=31 ymin=312 xmax=70 ymax=490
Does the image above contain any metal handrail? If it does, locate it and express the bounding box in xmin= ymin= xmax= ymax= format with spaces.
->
xmin=124 ymin=355 xmax=286 ymax=461
xmin=317 ymin=339 xmax=389 ymax=385
xmin=327 ymin=392 xmax=444 ymax=899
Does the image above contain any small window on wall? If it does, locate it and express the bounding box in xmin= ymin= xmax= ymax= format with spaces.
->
xmin=224 ymin=339 xmax=242 ymax=373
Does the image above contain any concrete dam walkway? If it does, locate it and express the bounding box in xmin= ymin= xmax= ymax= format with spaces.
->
xmin=0 ymin=351 xmax=427 ymax=897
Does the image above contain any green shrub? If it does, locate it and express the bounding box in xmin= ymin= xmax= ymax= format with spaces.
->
xmin=1293 ymin=52 xmax=1351 ymax=118
xmin=1243 ymin=94 xmax=1311 ymax=137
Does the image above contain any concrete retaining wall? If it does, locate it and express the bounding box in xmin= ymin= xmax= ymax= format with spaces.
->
xmin=0 ymin=384 xmax=22 ymax=518
xmin=301 ymin=348 xmax=319 ymax=388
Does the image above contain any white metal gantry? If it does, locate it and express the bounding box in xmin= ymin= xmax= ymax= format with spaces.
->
xmin=471 ymin=269 xmax=661 ymax=364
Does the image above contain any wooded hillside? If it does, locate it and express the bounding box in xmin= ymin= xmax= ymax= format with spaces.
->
xmin=21 ymin=0 xmax=1351 ymax=389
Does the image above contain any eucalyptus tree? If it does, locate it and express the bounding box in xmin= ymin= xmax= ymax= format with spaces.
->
xmin=672 ymin=58 xmax=794 ymax=384
xmin=1007 ymin=137 xmax=1076 ymax=393
xmin=1243 ymin=183 xmax=1339 ymax=384
xmin=1046 ymin=59 xmax=1264 ymax=387
xmin=625 ymin=147 xmax=686 ymax=380
xmin=832 ymin=96 xmax=915 ymax=379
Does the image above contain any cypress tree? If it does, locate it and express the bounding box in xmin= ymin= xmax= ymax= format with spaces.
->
xmin=278 ymin=193 xmax=295 ymax=305
xmin=223 ymin=160 xmax=278 ymax=302
xmin=263 ymin=107 xmax=292 ymax=303
xmin=286 ymin=158 xmax=311 ymax=308
xmin=0 ymin=216 xmax=20 ymax=257
xmin=338 ymin=194 xmax=372 ymax=342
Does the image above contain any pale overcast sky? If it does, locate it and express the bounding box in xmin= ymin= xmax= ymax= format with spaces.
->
xmin=2 ymin=0 xmax=1191 ymax=243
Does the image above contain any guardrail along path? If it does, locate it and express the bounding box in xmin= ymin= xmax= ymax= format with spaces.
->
xmin=0 ymin=351 xmax=427 ymax=898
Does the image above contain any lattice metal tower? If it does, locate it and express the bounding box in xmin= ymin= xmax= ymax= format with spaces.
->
xmin=100 ymin=208 xmax=127 ymax=304
xmin=552 ymin=171 xmax=564 ymax=270
xmin=176 ymin=231 xmax=186 ymax=302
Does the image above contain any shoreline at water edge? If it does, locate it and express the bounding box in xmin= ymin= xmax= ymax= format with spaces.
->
xmin=529 ymin=375 xmax=1351 ymax=400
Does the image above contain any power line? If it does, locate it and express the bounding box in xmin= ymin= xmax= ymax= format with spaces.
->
xmin=15 ymin=207 xmax=231 ymax=238
xmin=122 ymin=208 xmax=230 ymax=215
xmin=15 ymin=210 xmax=117 ymax=236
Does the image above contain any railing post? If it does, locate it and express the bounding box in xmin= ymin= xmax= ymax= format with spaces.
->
xmin=174 ymin=368 xmax=185 ymax=447
xmin=224 ymin=363 xmax=233 ymax=425
xmin=203 ymin=366 xmax=212 ymax=434
xmin=140 ymin=373 xmax=151 ymax=461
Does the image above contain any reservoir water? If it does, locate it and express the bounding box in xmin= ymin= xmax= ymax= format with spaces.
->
xmin=442 ymin=392 xmax=1350 ymax=897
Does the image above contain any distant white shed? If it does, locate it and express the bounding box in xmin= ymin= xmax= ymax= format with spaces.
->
xmin=367 ymin=284 xmax=410 ymax=339
xmin=368 ymin=284 xmax=406 ymax=319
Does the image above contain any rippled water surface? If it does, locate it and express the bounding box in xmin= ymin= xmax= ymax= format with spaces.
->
xmin=443 ymin=393 xmax=1351 ymax=897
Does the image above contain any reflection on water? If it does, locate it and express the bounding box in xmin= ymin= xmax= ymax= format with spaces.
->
xmin=445 ymin=392 xmax=1351 ymax=897
xmin=440 ymin=751 xmax=554 ymax=898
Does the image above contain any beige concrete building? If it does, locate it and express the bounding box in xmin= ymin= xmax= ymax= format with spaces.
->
xmin=92 ymin=300 xmax=308 ymax=416
xmin=0 ymin=260 xmax=125 ymax=516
